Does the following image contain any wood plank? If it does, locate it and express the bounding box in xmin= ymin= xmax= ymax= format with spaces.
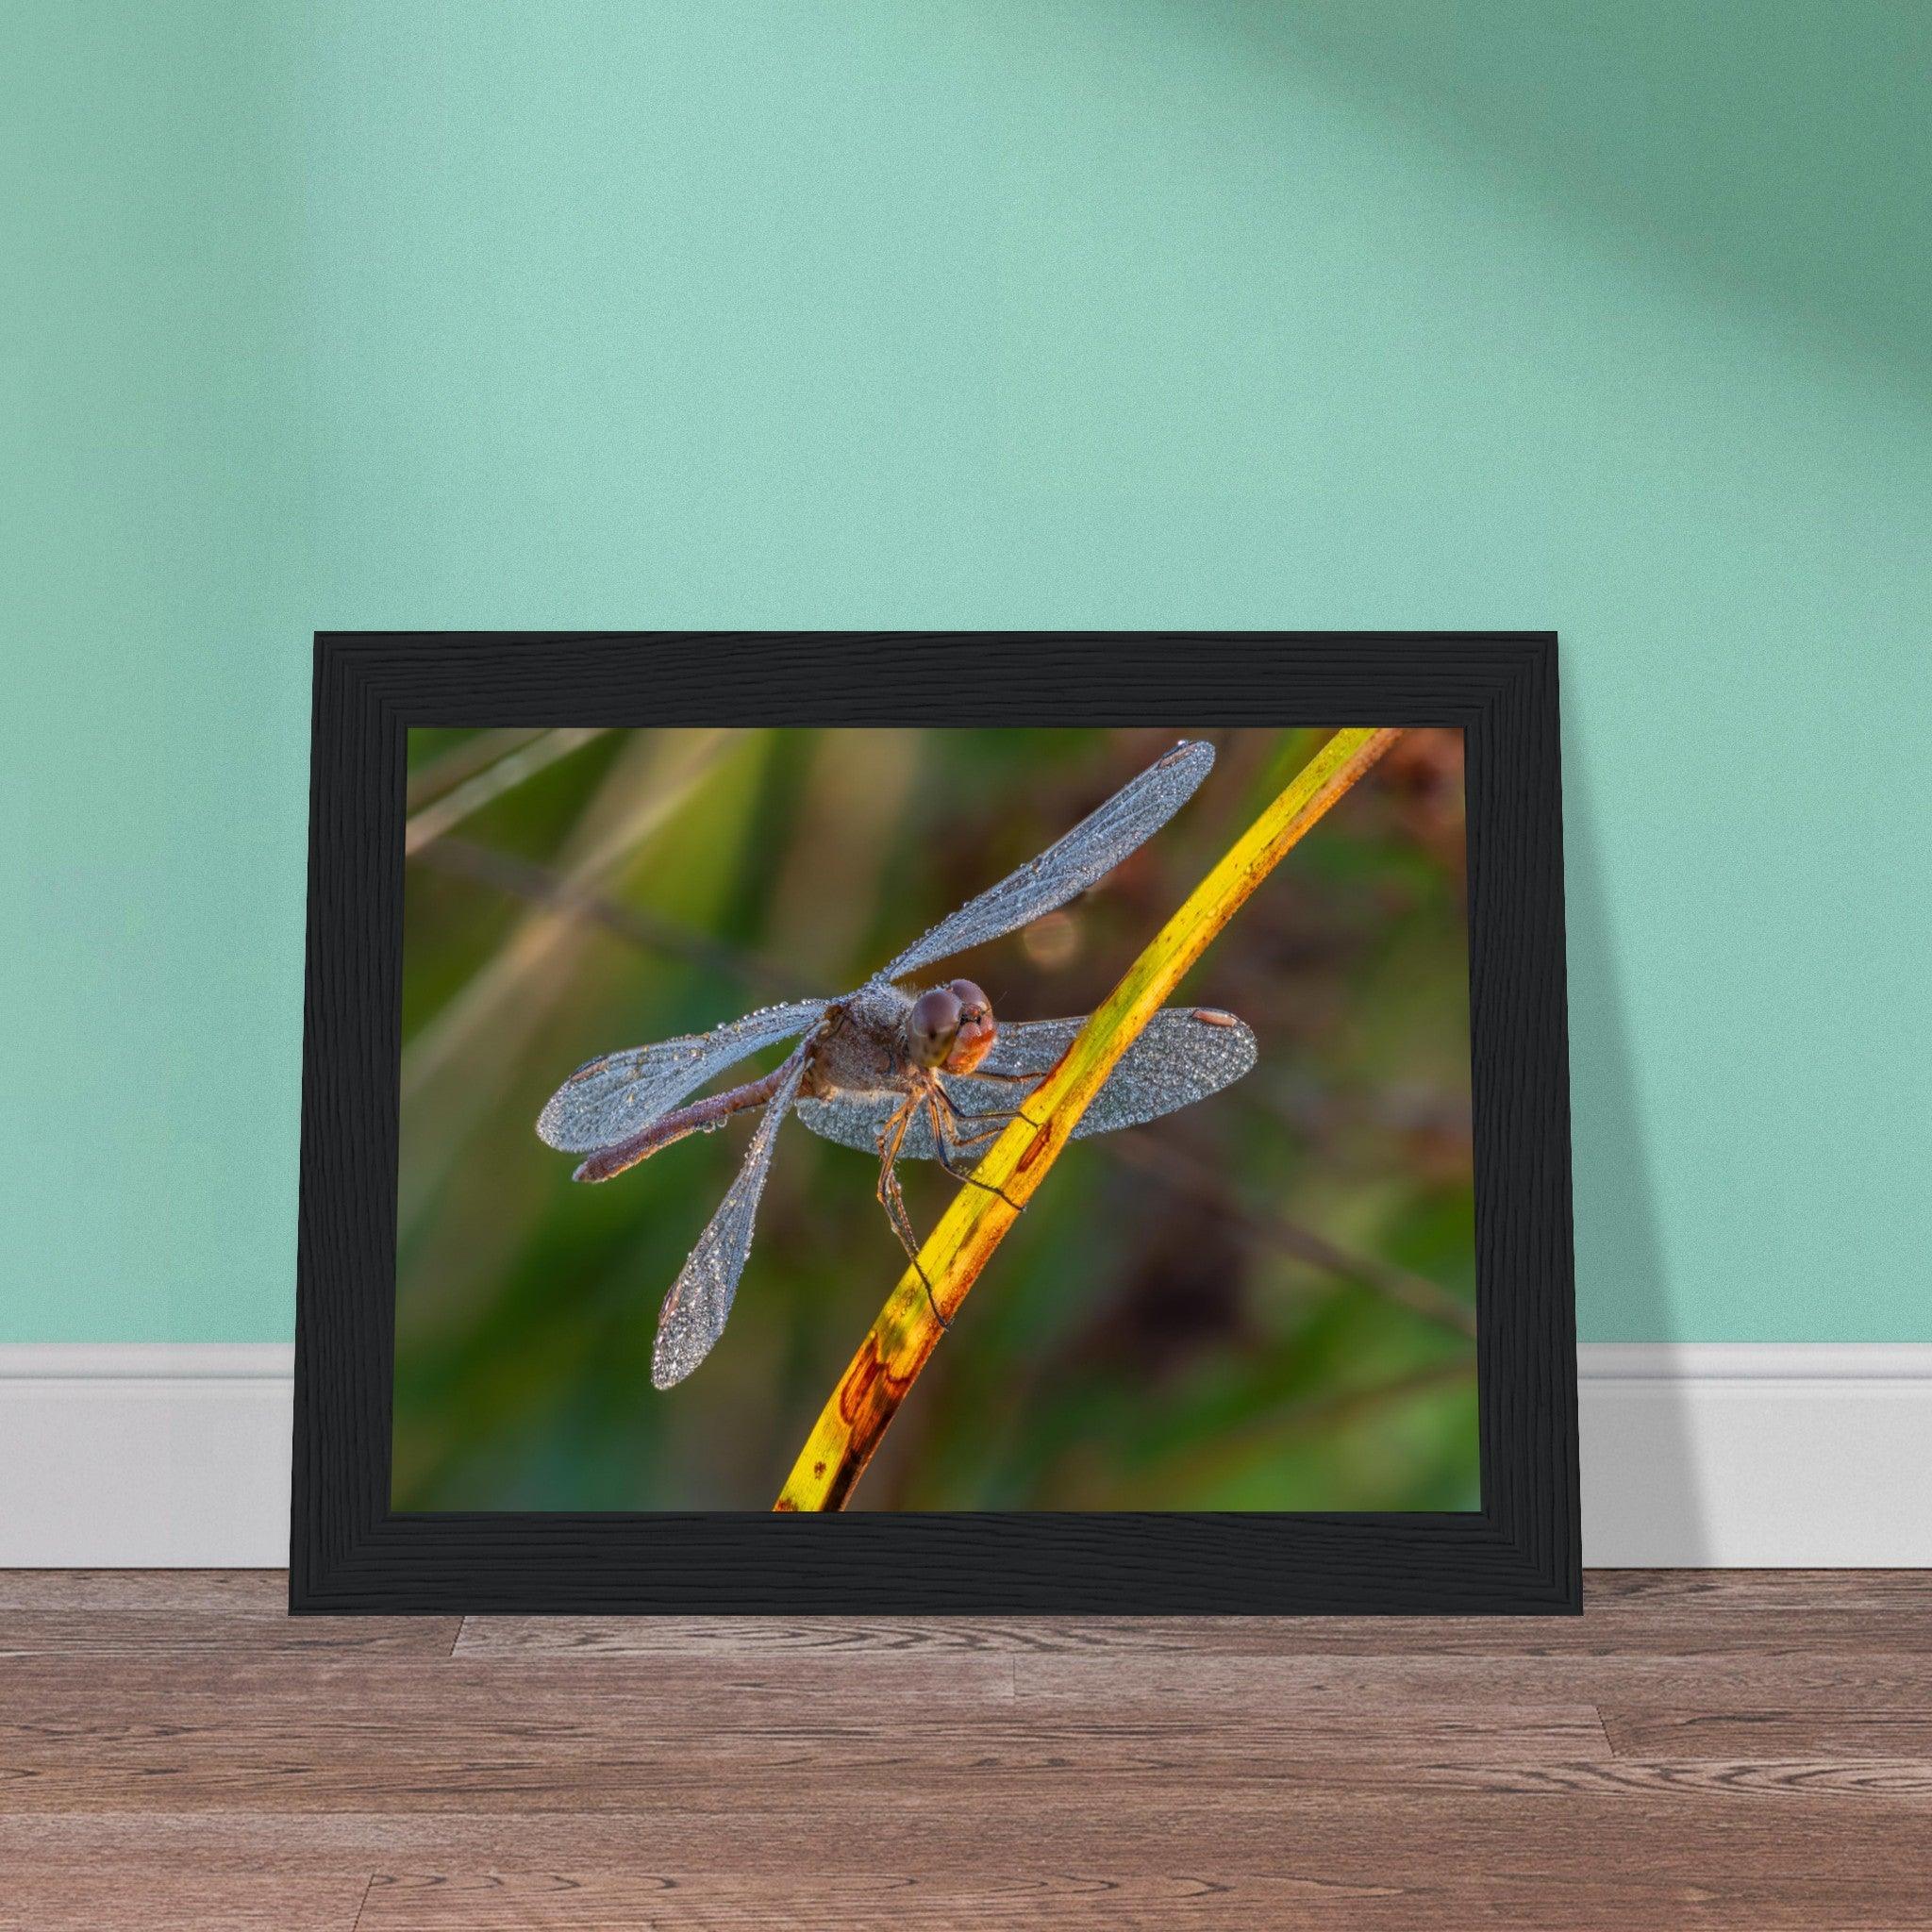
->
xmin=6 ymin=1835 xmax=1929 ymax=1932
xmin=1 ymin=1796 xmax=1925 ymax=1874
xmin=1585 ymin=1571 xmax=1932 ymax=1611
xmin=1012 ymin=1651 xmax=1932 ymax=1710
xmin=351 ymin=1868 xmax=1386 ymax=1931
xmin=0 ymin=1700 xmax=1612 ymax=1811
xmin=0 ymin=1652 xmax=1018 ymax=1716
xmin=0 ymin=1869 xmax=372 ymax=1932
xmin=0 ymin=1571 xmax=287 ymax=1610
xmin=0 ymin=1611 xmax=459 ymax=1658
xmin=456 ymin=1603 xmax=1932 ymax=1658
xmin=0 ymin=1797 xmax=1859 ymax=1870
xmin=0 ymin=1572 xmax=458 ymax=1657
xmin=9 ymin=1758 xmax=1931 ymax=1818
xmin=4 ymin=1800 xmax=1928 ymax=1932
xmin=349 ymin=1865 xmax=1932 ymax=1931
xmin=456 ymin=1571 xmax=1932 ymax=1662
xmin=1606 ymin=1706 xmax=1932 ymax=1757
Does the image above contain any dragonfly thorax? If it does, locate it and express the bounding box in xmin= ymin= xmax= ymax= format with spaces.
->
xmin=800 ymin=985 xmax=913 ymax=1099
xmin=802 ymin=978 xmax=998 ymax=1099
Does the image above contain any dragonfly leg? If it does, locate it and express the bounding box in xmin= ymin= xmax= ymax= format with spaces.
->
xmin=874 ymin=1096 xmax=949 ymax=1331
xmin=934 ymin=1082 xmax=1031 ymax=1141
xmin=872 ymin=1092 xmax=920 ymax=1204
xmin=947 ymin=1066 xmax=1045 ymax=1129
xmin=924 ymin=1091 xmax=1025 ymax=1214
xmin=881 ymin=1161 xmax=948 ymax=1332
xmin=932 ymin=1091 xmax=1033 ymax=1211
xmin=933 ymin=1094 xmax=1017 ymax=1146
xmin=942 ymin=1101 xmax=1026 ymax=1128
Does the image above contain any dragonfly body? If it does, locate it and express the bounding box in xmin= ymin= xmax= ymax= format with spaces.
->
xmin=538 ymin=740 xmax=1258 ymax=1389
xmin=806 ymin=977 xmax=1002 ymax=1094
xmin=799 ymin=984 xmax=916 ymax=1097
xmin=567 ymin=980 xmax=1006 ymax=1187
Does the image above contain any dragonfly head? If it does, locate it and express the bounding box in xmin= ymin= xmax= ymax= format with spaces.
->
xmin=908 ymin=978 xmax=997 ymax=1074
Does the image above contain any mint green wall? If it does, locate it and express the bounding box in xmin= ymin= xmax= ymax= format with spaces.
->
xmin=5 ymin=3 xmax=1926 ymax=1343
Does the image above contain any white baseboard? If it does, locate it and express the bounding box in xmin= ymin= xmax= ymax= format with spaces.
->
xmin=3 ymin=1343 xmax=1928 ymax=1569
xmin=1576 ymin=1344 xmax=1932 ymax=1567
xmin=0 ymin=1345 xmax=293 ymax=1568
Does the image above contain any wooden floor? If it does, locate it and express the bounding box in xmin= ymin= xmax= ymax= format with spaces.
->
xmin=3 ymin=1573 xmax=1930 ymax=1929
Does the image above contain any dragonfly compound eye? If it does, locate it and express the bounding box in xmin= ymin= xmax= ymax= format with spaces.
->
xmin=908 ymin=987 xmax=964 ymax=1068
xmin=946 ymin=978 xmax=991 ymax=1021
xmin=941 ymin=979 xmax=997 ymax=1074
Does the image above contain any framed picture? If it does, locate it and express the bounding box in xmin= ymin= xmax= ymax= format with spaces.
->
xmin=293 ymin=633 xmax=1577 ymax=1613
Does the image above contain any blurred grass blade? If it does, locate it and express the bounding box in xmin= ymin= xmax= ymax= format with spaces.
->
xmin=395 ymin=728 xmax=737 ymax=1236
xmin=775 ymin=726 xmax=1404 ymax=1512
xmin=406 ymin=726 xmax=545 ymax=811
xmin=401 ymin=728 xmax=730 ymax=1103
xmin=404 ymin=726 xmax=608 ymax=855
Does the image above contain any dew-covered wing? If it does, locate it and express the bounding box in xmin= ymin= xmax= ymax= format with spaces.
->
xmin=793 ymin=1090 xmax=943 ymax=1161
xmin=536 ymin=998 xmax=826 ymax=1155
xmin=651 ymin=1053 xmax=807 ymax=1390
xmin=963 ymin=1007 xmax=1258 ymax=1138
xmin=875 ymin=740 xmax=1215 ymax=982
xmin=792 ymin=1007 xmax=1257 ymax=1159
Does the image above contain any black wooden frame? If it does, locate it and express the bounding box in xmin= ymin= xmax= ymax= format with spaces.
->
xmin=292 ymin=632 xmax=1577 ymax=1614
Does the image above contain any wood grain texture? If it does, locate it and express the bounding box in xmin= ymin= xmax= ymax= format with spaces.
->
xmin=456 ymin=1566 xmax=1932 ymax=1657
xmin=1604 ymin=1707 xmax=1932 ymax=1757
xmin=292 ymin=631 xmax=1578 ymax=1615
xmin=0 ymin=1571 xmax=286 ymax=1609
xmin=6 ymin=1572 xmax=1932 ymax=1926
xmin=348 ymin=1868 xmax=1932 ymax=1932
xmin=0 ymin=1573 xmax=458 ymax=1658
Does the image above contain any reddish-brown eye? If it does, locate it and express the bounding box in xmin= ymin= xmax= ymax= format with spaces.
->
xmin=941 ymin=979 xmax=997 ymax=1074
xmin=947 ymin=978 xmax=990 ymax=1021
xmin=908 ymin=987 xmax=963 ymax=1068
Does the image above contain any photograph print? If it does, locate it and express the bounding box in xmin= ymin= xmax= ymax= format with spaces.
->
xmin=392 ymin=723 xmax=1480 ymax=1516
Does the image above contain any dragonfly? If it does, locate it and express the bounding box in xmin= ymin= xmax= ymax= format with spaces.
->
xmin=537 ymin=739 xmax=1257 ymax=1390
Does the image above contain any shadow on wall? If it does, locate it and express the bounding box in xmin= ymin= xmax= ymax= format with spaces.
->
xmin=1208 ymin=0 xmax=1931 ymax=394
xmin=1561 ymin=686 xmax=1708 ymax=1561
xmin=1191 ymin=0 xmax=1932 ymax=1559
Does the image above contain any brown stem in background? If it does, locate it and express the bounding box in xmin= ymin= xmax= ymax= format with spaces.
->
xmin=1104 ymin=1133 xmax=1477 ymax=1341
xmin=415 ymin=835 xmax=809 ymax=998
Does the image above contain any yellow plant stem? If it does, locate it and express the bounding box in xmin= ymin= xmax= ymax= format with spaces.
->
xmin=774 ymin=726 xmax=1404 ymax=1512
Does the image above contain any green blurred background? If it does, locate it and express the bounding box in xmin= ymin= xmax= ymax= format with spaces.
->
xmin=394 ymin=725 xmax=1477 ymax=1512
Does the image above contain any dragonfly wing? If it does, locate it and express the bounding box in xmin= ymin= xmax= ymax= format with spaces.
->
xmin=793 ymin=1091 xmax=941 ymax=1160
xmin=651 ymin=1053 xmax=808 ymax=1390
xmin=944 ymin=1007 xmax=1257 ymax=1141
xmin=536 ymin=998 xmax=827 ymax=1154
xmin=876 ymin=740 xmax=1215 ymax=982
xmin=792 ymin=1008 xmax=1257 ymax=1161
